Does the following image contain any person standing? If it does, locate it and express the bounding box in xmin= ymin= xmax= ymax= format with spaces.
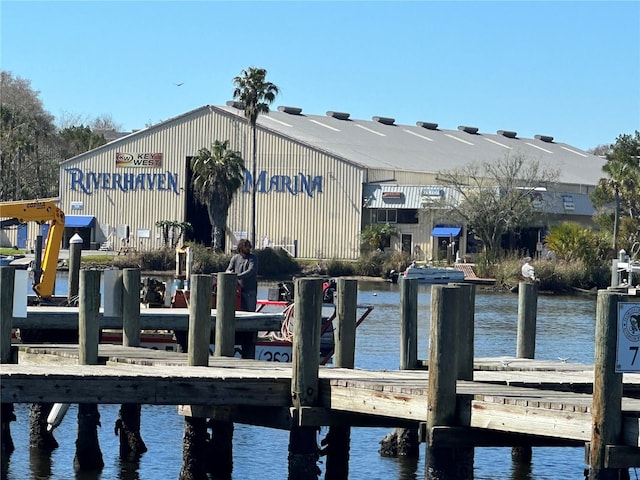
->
xmin=226 ymin=239 xmax=258 ymax=311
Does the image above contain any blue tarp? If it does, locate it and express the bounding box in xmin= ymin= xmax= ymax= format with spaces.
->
xmin=431 ymin=226 xmax=461 ymax=237
xmin=65 ymin=215 xmax=95 ymax=228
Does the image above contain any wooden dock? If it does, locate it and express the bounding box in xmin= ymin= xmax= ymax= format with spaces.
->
xmin=4 ymin=343 xmax=640 ymax=448
xmin=3 ymin=269 xmax=640 ymax=479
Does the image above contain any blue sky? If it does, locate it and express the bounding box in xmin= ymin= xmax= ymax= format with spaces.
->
xmin=2 ymin=1 xmax=639 ymax=151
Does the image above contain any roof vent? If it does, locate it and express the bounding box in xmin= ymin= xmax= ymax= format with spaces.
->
xmin=458 ymin=125 xmax=479 ymax=134
xmin=417 ymin=121 xmax=438 ymax=130
xmin=277 ymin=106 xmax=303 ymax=115
xmin=326 ymin=111 xmax=350 ymax=120
xmin=226 ymin=100 xmax=245 ymax=110
xmin=535 ymin=134 xmax=554 ymax=143
xmin=373 ymin=116 xmax=395 ymax=125
xmin=497 ymin=130 xmax=517 ymax=138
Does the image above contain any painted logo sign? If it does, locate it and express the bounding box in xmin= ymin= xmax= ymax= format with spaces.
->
xmin=116 ymin=153 xmax=163 ymax=168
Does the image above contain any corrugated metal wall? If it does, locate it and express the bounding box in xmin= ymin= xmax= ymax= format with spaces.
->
xmin=54 ymin=107 xmax=364 ymax=259
xmin=227 ymin=126 xmax=365 ymax=259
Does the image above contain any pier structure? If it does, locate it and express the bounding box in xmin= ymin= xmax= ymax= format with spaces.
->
xmin=2 ymin=266 xmax=640 ymax=478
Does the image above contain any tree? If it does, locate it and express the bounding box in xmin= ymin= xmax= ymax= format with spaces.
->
xmin=0 ymin=71 xmax=59 ymax=200
xmin=435 ymin=154 xmax=559 ymax=259
xmin=232 ymin=67 xmax=279 ymax=248
xmin=360 ymin=223 xmax=397 ymax=252
xmin=191 ymin=140 xmax=245 ymax=251
xmin=155 ymin=220 xmax=193 ymax=249
xmin=59 ymin=125 xmax=107 ymax=158
xmin=591 ymin=131 xmax=640 ymax=252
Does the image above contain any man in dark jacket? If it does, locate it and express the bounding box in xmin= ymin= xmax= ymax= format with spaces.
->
xmin=226 ymin=239 xmax=258 ymax=311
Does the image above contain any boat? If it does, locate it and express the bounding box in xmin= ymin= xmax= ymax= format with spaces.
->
xmin=136 ymin=274 xmax=374 ymax=365
xmin=400 ymin=264 xmax=465 ymax=284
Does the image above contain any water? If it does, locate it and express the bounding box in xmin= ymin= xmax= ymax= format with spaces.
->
xmin=4 ymin=276 xmax=606 ymax=479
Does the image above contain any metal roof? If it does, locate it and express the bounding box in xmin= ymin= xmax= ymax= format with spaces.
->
xmin=62 ymin=104 xmax=606 ymax=187
xmin=219 ymin=104 xmax=606 ymax=187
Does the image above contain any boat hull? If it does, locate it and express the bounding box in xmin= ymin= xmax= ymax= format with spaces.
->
xmin=400 ymin=266 xmax=465 ymax=284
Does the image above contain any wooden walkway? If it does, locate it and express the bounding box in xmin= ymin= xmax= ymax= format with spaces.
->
xmin=4 ymin=344 xmax=640 ymax=449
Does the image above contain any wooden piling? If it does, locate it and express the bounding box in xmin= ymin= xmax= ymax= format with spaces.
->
xmin=180 ymin=274 xmax=213 ymax=480
xmin=516 ymin=281 xmax=538 ymax=359
xmin=122 ymin=268 xmax=141 ymax=347
xmin=452 ymin=282 xmax=475 ymax=381
xmin=68 ymin=234 xmax=83 ymax=301
xmin=325 ymin=278 xmax=357 ymax=479
xmin=117 ymin=269 xmax=147 ymax=459
xmin=514 ymin=281 xmax=537 ymax=463
xmin=588 ymin=290 xmax=626 ymax=480
xmin=289 ymin=277 xmax=323 ymax=480
xmin=425 ymin=285 xmax=472 ymax=480
xmin=1 ymin=267 xmax=16 ymax=456
xmin=74 ymin=269 xmax=104 ymax=471
xmin=380 ymin=278 xmax=420 ymax=458
xmin=400 ymin=278 xmax=419 ymax=371
xmin=188 ymin=274 xmax=213 ymax=367
xmin=214 ymin=272 xmax=236 ymax=357
xmin=206 ymin=272 xmax=237 ymax=480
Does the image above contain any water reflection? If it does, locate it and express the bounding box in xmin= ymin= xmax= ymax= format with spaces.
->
xmin=29 ymin=447 xmax=53 ymax=478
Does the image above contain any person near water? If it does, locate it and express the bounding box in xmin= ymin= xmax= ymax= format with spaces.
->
xmin=226 ymin=239 xmax=258 ymax=311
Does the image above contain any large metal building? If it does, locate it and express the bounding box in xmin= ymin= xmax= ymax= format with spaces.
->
xmin=4 ymin=103 xmax=607 ymax=260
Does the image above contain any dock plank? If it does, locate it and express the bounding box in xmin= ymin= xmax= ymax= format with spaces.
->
xmin=5 ymin=345 xmax=640 ymax=447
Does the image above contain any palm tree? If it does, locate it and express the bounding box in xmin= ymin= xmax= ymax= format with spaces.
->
xmin=191 ymin=140 xmax=245 ymax=251
xmin=232 ymin=67 xmax=279 ymax=248
xmin=599 ymin=158 xmax=635 ymax=251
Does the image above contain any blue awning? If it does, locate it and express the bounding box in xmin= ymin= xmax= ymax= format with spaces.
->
xmin=65 ymin=215 xmax=95 ymax=228
xmin=431 ymin=226 xmax=461 ymax=237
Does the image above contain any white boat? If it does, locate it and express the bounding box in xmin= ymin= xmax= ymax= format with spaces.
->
xmin=400 ymin=264 xmax=465 ymax=284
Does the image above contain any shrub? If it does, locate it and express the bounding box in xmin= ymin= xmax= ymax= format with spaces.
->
xmin=189 ymin=243 xmax=230 ymax=274
xmin=256 ymin=247 xmax=301 ymax=276
xmin=325 ymin=258 xmax=356 ymax=277
xmin=354 ymin=251 xmax=386 ymax=277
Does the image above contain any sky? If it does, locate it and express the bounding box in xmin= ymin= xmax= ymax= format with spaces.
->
xmin=1 ymin=1 xmax=639 ymax=151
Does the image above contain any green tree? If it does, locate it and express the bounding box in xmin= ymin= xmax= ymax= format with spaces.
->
xmin=544 ymin=222 xmax=598 ymax=263
xmin=191 ymin=140 xmax=245 ymax=251
xmin=59 ymin=125 xmax=107 ymax=158
xmin=435 ymin=154 xmax=559 ymax=259
xmin=0 ymin=71 xmax=59 ymax=200
xmin=591 ymin=131 xmax=640 ymax=251
xmin=155 ymin=220 xmax=193 ymax=249
xmin=232 ymin=67 xmax=279 ymax=248
xmin=360 ymin=223 xmax=397 ymax=252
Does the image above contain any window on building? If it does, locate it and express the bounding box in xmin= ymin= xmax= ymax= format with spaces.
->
xmin=374 ymin=209 xmax=397 ymax=223
xmin=397 ymin=209 xmax=419 ymax=224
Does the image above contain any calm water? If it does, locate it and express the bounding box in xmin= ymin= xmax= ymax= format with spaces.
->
xmin=4 ymin=276 xmax=605 ymax=479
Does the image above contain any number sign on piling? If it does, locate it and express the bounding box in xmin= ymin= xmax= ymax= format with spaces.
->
xmin=615 ymin=302 xmax=640 ymax=372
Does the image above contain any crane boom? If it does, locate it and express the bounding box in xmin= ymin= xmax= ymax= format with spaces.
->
xmin=0 ymin=198 xmax=65 ymax=298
